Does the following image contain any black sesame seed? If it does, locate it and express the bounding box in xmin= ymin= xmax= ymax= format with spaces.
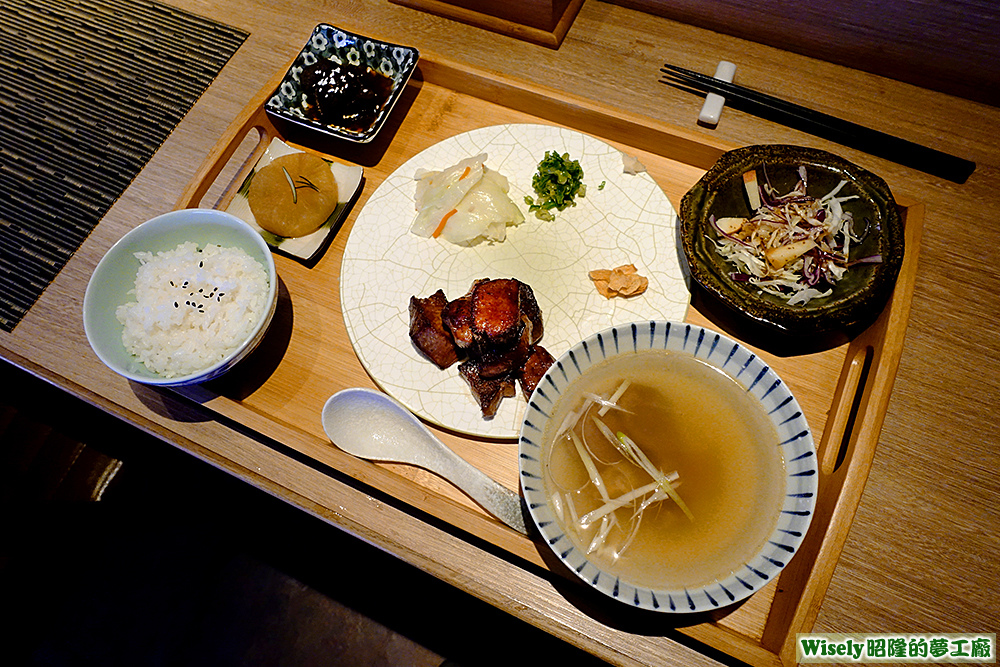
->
xmin=174 ymin=302 xmax=178 ymax=308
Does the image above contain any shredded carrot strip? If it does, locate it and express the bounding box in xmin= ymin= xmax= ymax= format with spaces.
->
xmin=432 ymin=208 xmax=458 ymax=238
xmin=460 ymin=166 xmax=471 ymax=179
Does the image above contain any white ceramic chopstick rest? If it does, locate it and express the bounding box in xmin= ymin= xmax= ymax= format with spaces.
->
xmin=698 ymin=61 xmax=737 ymax=126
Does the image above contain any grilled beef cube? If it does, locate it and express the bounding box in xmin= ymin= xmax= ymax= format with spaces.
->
xmin=408 ymin=290 xmax=460 ymax=369
xmin=441 ymin=294 xmax=475 ymax=349
xmin=413 ymin=277 xmax=548 ymax=419
xmin=518 ymin=345 xmax=555 ymax=398
xmin=519 ymin=281 xmax=544 ymax=344
xmin=477 ymin=314 xmax=535 ymax=378
xmin=470 ymin=278 xmax=525 ymax=349
xmin=459 ymin=359 xmax=516 ymax=417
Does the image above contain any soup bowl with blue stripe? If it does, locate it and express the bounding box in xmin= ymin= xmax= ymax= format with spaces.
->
xmin=518 ymin=320 xmax=817 ymax=614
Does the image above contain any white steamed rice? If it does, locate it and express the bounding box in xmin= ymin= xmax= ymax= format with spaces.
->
xmin=116 ymin=242 xmax=270 ymax=378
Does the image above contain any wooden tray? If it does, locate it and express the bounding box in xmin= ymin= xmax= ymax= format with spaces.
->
xmin=175 ymin=52 xmax=922 ymax=667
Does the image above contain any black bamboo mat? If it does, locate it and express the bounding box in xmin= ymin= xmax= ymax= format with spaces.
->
xmin=0 ymin=0 xmax=247 ymax=332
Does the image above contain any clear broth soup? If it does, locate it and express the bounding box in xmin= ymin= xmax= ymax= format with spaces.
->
xmin=543 ymin=349 xmax=786 ymax=590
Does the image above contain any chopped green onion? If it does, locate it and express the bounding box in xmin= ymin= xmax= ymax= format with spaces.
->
xmin=597 ymin=380 xmax=631 ymax=417
xmin=526 ymin=150 xmax=586 ymax=220
xmin=580 ymin=480 xmax=662 ymax=525
xmin=570 ymin=429 xmax=610 ymax=501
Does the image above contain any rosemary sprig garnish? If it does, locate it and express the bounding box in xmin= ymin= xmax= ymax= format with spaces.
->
xmin=295 ymin=175 xmax=320 ymax=193
xmin=238 ymin=167 xmax=256 ymax=196
xmin=280 ymin=167 xmax=321 ymax=204
xmin=281 ymin=166 xmax=297 ymax=203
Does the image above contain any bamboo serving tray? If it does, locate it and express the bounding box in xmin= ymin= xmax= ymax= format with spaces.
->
xmin=175 ymin=52 xmax=922 ymax=667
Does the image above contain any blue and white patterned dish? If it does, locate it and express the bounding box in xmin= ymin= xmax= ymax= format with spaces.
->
xmin=265 ymin=24 xmax=419 ymax=143
xmin=519 ymin=320 xmax=817 ymax=613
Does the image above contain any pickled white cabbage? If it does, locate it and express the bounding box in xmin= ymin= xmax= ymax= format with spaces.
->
xmin=410 ymin=153 xmax=524 ymax=244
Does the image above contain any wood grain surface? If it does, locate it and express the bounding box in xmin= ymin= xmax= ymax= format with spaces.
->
xmin=610 ymin=0 xmax=1000 ymax=107
xmin=389 ymin=0 xmax=584 ymax=46
xmin=3 ymin=1 xmax=997 ymax=666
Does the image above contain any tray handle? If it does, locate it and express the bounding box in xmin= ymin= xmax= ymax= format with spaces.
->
xmin=175 ymin=64 xmax=289 ymax=211
xmin=175 ymin=106 xmax=276 ymax=211
xmin=820 ymin=342 xmax=875 ymax=477
xmin=764 ymin=202 xmax=923 ymax=666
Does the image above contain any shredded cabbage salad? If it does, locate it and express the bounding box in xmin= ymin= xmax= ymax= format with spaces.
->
xmin=710 ymin=166 xmax=880 ymax=306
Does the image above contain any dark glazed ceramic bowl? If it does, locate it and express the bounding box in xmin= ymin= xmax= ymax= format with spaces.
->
xmin=265 ymin=24 xmax=418 ymax=143
xmin=680 ymin=145 xmax=904 ymax=336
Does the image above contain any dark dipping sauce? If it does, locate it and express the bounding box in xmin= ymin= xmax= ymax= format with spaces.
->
xmin=299 ymin=59 xmax=394 ymax=133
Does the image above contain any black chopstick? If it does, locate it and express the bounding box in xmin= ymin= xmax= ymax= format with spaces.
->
xmin=660 ymin=64 xmax=976 ymax=184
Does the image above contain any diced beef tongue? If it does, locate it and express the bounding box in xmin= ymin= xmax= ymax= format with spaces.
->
xmin=441 ymin=294 xmax=475 ymax=349
xmin=519 ymin=281 xmax=544 ymax=343
xmin=408 ymin=290 xmax=460 ymax=369
xmin=518 ymin=345 xmax=555 ymax=398
xmin=458 ymin=359 xmax=516 ymax=417
xmin=411 ymin=277 xmax=551 ymax=417
xmin=477 ymin=314 xmax=535 ymax=379
xmin=471 ymin=278 xmax=524 ymax=348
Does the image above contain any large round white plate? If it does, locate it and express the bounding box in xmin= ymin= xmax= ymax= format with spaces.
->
xmin=340 ymin=123 xmax=690 ymax=439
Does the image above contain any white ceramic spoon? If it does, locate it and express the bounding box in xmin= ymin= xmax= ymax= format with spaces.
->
xmin=321 ymin=388 xmax=527 ymax=534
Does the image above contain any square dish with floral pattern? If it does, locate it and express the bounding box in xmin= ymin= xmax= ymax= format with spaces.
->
xmin=265 ymin=24 xmax=419 ymax=143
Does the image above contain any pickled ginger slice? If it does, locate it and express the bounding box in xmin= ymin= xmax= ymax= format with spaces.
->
xmin=410 ymin=154 xmax=487 ymax=238
xmin=437 ymin=167 xmax=525 ymax=244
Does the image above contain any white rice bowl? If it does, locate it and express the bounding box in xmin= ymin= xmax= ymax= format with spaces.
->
xmin=116 ymin=242 xmax=270 ymax=378
xmin=84 ymin=208 xmax=278 ymax=386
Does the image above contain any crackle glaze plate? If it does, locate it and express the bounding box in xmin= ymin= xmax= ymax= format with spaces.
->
xmin=340 ymin=123 xmax=690 ymax=439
